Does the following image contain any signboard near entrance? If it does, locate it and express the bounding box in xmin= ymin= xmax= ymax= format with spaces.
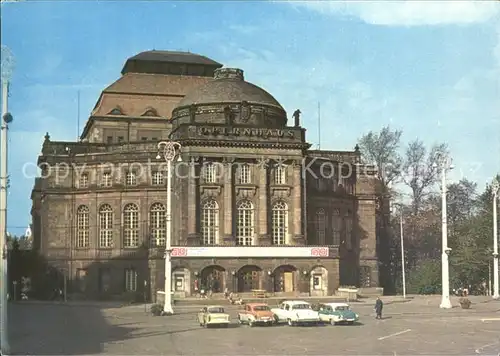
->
xmin=170 ymin=246 xmax=329 ymax=258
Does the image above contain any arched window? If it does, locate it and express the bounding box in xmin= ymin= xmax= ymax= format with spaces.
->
xmin=344 ymin=210 xmax=353 ymax=250
xmin=150 ymin=203 xmax=166 ymax=247
xmin=316 ymin=208 xmax=326 ymax=245
xmin=272 ymin=201 xmax=288 ymax=245
xmin=332 ymin=209 xmax=342 ymax=246
xmin=99 ymin=204 xmax=113 ymax=248
xmin=123 ymin=204 xmax=139 ymax=248
xmin=236 ymin=200 xmax=254 ymax=246
xmin=239 ymin=164 xmax=251 ymax=184
xmin=77 ymin=205 xmax=90 ymax=248
xmin=149 ymin=203 xmax=167 ymax=246
xmin=201 ymin=200 xmax=219 ymax=245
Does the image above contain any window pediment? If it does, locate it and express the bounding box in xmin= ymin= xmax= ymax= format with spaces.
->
xmin=108 ymin=106 xmax=125 ymax=115
xmin=142 ymin=108 xmax=160 ymax=117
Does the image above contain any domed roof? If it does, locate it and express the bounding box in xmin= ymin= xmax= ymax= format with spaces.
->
xmin=176 ymin=68 xmax=284 ymax=110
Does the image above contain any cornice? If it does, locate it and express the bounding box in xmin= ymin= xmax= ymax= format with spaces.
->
xmin=178 ymin=139 xmax=310 ymax=150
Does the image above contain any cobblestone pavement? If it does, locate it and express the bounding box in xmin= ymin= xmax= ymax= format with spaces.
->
xmin=7 ymin=298 xmax=500 ymax=355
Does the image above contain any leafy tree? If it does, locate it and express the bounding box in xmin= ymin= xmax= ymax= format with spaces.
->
xmin=406 ymin=259 xmax=441 ymax=295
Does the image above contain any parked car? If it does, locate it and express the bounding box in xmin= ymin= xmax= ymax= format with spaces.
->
xmin=237 ymin=303 xmax=275 ymax=327
xmin=271 ymin=300 xmax=320 ymax=326
xmin=197 ymin=306 xmax=230 ymax=328
xmin=315 ymin=302 xmax=359 ymax=325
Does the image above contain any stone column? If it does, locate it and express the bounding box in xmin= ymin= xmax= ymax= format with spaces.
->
xmin=258 ymin=159 xmax=269 ymax=245
xmin=187 ymin=157 xmax=199 ymax=245
xmin=292 ymin=160 xmax=305 ymax=245
xmin=223 ymin=158 xmax=234 ymax=245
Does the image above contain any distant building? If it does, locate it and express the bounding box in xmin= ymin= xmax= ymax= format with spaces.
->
xmin=31 ymin=50 xmax=380 ymax=300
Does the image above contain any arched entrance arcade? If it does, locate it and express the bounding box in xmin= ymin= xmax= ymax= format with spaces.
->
xmin=273 ymin=265 xmax=297 ymax=293
xmin=200 ymin=265 xmax=225 ymax=293
xmin=237 ymin=265 xmax=262 ymax=292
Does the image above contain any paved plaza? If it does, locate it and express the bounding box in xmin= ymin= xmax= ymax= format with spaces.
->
xmin=7 ymin=296 xmax=500 ymax=355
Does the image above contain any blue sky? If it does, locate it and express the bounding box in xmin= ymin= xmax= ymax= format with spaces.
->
xmin=1 ymin=1 xmax=499 ymax=235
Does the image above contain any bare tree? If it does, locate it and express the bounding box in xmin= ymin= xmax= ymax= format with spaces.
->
xmin=401 ymin=140 xmax=447 ymax=214
xmin=357 ymin=126 xmax=403 ymax=191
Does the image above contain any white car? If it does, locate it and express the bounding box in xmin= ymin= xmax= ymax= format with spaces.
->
xmin=271 ymin=300 xmax=321 ymax=326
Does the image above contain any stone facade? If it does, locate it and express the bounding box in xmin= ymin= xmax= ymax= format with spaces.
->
xmin=30 ymin=51 xmax=380 ymax=300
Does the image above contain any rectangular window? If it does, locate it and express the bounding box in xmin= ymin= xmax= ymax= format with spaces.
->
xmin=125 ymin=171 xmax=137 ymax=186
xmin=102 ymin=172 xmax=112 ymax=187
xmin=151 ymin=171 xmax=165 ymax=186
xmin=151 ymin=137 xmax=158 ymax=141
xmin=203 ymin=163 xmax=217 ymax=184
xmin=274 ymin=165 xmax=286 ymax=185
xmin=117 ymin=136 xmax=124 ymax=143
xmin=79 ymin=173 xmax=89 ymax=189
xmin=125 ymin=268 xmax=137 ymax=292
xmin=239 ymin=164 xmax=251 ymax=184
xmin=106 ymin=136 xmax=113 ymax=144
xmin=141 ymin=137 xmax=147 ymax=141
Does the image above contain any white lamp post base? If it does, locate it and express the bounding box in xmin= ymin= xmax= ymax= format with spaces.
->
xmin=162 ymin=302 xmax=174 ymax=315
xmin=439 ymin=297 xmax=452 ymax=309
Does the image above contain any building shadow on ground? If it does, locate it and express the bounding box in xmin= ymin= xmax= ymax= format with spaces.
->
xmin=8 ymin=303 xmax=138 ymax=355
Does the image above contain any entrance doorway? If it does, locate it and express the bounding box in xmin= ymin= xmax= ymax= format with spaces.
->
xmin=237 ymin=265 xmax=261 ymax=292
xmin=200 ymin=265 xmax=225 ymax=293
xmin=273 ymin=265 xmax=297 ymax=293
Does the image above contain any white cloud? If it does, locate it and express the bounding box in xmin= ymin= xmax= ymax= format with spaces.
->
xmin=291 ymin=1 xmax=500 ymax=26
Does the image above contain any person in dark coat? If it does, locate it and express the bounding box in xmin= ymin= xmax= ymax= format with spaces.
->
xmin=375 ymin=297 xmax=383 ymax=319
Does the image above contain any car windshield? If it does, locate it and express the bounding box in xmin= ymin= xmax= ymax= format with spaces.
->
xmin=208 ymin=307 xmax=225 ymax=313
xmin=335 ymin=306 xmax=349 ymax=311
xmin=292 ymin=304 xmax=311 ymax=310
xmin=254 ymin=306 xmax=270 ymax=311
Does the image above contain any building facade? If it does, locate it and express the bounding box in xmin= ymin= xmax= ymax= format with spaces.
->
xmin=31 ymin=51 xmax=379 ymax=300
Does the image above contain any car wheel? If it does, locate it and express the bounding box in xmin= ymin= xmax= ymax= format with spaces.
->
xmin=348 ymin=321 xmax=354 ymax=325
xmin=249 ymin=320 xmax=254 ymax=327
xmin=330 ymin=319 xmax=336 ymax=326
xmin=274 ymin=315 xmax=279 ymax=324
xmin=287 ymin=319 xmax=294 ymax=326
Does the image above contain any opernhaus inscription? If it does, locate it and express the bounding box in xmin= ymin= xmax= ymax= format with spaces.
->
xmin=198 ymin=126 xmax=295 ymax=138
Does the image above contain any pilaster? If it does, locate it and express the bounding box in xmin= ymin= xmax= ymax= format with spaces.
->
xmin=187 ymin=157 xmax=200 ymax=245
xmin=258 ymin=158 xmax=269 ymax=245
xmin=223 ymin=157 xmax=234 ymax=245
xmin=292 ymin=160 xmax=305 ymax=245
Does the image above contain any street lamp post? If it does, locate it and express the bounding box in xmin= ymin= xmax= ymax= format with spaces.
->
xmin=399 ymin=211 xmax=406 ymax=299
xmin=492 ymin=179 xmax=499 ymax=300
xmin=433 ymin=154 xmax=454 ymax=309
xmin=156 ymin=140 xmax=182 ymax=315
xmin=1 ymin=44 xmax=14 ymax=355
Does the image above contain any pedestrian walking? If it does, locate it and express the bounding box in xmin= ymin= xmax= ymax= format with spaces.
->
xmin=374 ymin=297 xmax=383 ymax=319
